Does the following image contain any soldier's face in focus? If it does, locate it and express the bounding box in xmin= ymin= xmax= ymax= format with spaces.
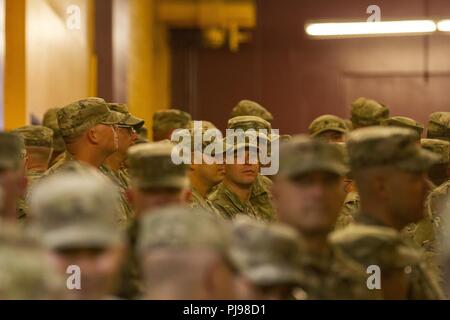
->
xmin=225 ymin=151 xmax=259 ymax=187
xmin=384 ymin=170 xmax=428 ymax=225
xmin=48 ymin=245 xmax=125 ymax=300
xmin=116 ymin=126 xmax=138 ymax=155
xmin=96 ymin=124 xmax=119 ymax=155
xmin=273 ymin=171 xmax=345 ymax=235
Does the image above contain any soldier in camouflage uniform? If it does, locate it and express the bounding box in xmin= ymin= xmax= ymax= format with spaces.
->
xmin=231 ymin=217 xmax=306 ymax=300
xmin=331 ymin=127 xmax=443 ymax=299
xmin=152 ymin=109 xmax=192 ymax=142
xmin=187 ymin=120 xmax=226 ymax=212
xmin=226 ymin=115 xmax=276 ymax=220
xmin=137 ymin=205 xmax=235 ymax=299
xmin=230 ymin=99 xmax=274 ymax=123
xmin=381 ymin=116 xmax=424 ymax=141
xmin=336 ymin=98 xmax=389 ymax=228
xmin=308 ymin=114 xmax=349 ymax=143
xmin=408 ymin=137 xmax=450 ymax=288
xmin=42 ymin=107 xmax=66 ymax=167
xmin=350 ymin=97 xmax=390 ymax=129
xmin=30 ymin=168 xmax=127 ymax=300
xmin=121 ymin=140 xmax=191 ymax=298
xmin=405 ymin=116 xmax=450 ymax=287
xmin=272 ymin=135 xmax=379 ymax=299
xmin=101 ymin=103 xmax=145 ymax=222
xmin=208 ymin=130 xmax=272 ymax=221
xmin=11 ymin=125 xmax=54 ymax=220
xmin=42 ymin=97 xmax=124 ymax=176
xmin=0 ymin=133 xmax=27 ymax=222
xmin=38 ymin=98 xmax=133 ymax=225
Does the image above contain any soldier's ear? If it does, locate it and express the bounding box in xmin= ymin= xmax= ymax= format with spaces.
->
xmin=86 ymin=127 xmax=99 ymax=144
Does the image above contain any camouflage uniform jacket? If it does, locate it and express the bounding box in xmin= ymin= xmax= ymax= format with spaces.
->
xmin=208 ymin=182 xmax=260 ymax=220
xmin=100 ymin=165 xmax=134 ymax=224
xmin=335 ymin=191 xmax=360 ymax=230
xmin=250 ymin=175 xmax=276 ymax=221
xmin=299 ymin=245 xmax=382 ymax=300
xmin=190 ymin=188 xmax=223 ymax=217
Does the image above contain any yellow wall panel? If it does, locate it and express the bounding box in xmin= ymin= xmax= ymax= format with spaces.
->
xmin=26 ymin=0 xmax=94 ymax=122
xmin=4 ymin=0 xmax=26 ymax=130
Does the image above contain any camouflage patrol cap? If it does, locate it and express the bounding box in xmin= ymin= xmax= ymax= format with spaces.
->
xmin=227 ymin=116 xmax=272 ymax=131
xmin=188 ymin=120 xmax=222 ymax=152
xmin=30 ymin=167 xmax=124 ymax=250
xmin=279 ymin=135 xmax=348 ymax=178
xmin=127 ymin=140 xmax=188 ymax=189
xmin=381 ymin=116 xmax=424 ymax=140
xmin=230 ymin=217 xmax=304 ymax=286
xmin=231 ymin=100 xmax=273 ymax=123
xmin=347 ymin=127 xmax=439 ymax=172
xmin=42 ymin=108 xmax=60 ymax=133
xmin=137 ymin=205 xmax=231 ymax=256
xmin=11 ymin=125 xmax=54 ymax=148
xmin=331 ymin=224 xmax=422 ymax=269
xmin=108 ymin=103 xmax=145 ymax=129
xmin=427 ymin=112 xmax=450 ymax=141
xmin=350 ymin=97 xmax=390 ymax=128
xmin=421 ymin=139 xmax=450 ymax=164
xmin=0 ymin=132 xmax=25 ymax=170
xmin=226 ymin=130 xmax=270 ymax=155
xmin=57 ymin=97 xmax=124 ymax=138
xmin=308 ymin=115 xmax=349 ymax=137
xmin=0 ymin=245 xmax=63 ymax=299
xmin=189 ymin=120 xmax=217 ymax=131
xmin=153 ymin=109 xmax=192 ymax=135
xmin=42 ymin=108 xmax=65 ymax=152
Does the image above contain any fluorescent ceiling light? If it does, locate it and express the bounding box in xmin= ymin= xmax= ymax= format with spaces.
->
xmin=437 ymin=20 xmax=450 ymax=31
xmin=305 ymin=20 xmax=437 ymax=37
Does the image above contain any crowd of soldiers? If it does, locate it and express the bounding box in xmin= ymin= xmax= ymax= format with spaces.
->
xmin=1 ymin=96 xmax=450 ymax=300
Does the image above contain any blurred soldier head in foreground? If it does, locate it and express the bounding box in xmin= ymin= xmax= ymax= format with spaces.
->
xmin=231 ymin=217 xmax=305 ymax=300
xmin=30 ymin=167 xmax=127 ymax=299
xmin=137 ymin=206 xmax=236 ymax=299
xmin=127 ymin=141 xmax=190 ymax=216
